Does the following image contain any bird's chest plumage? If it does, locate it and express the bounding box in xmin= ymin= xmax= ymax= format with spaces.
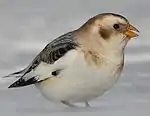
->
xmin=38 ymin=50 xmax=123 ymax=102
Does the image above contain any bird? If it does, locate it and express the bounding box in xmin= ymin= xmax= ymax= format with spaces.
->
xmin=3 ymin=13 xmax=139 ymax=107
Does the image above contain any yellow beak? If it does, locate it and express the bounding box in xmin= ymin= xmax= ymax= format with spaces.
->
xmin=125 ymin=25 xmax=139 ymax=38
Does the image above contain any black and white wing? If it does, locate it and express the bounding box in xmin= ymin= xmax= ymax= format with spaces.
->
xmin=5 ymin=31 xmax=79 ymax=88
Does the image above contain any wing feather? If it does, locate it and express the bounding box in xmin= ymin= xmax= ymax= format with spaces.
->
xmin=6 ymin=31 xmax=79 ymax=88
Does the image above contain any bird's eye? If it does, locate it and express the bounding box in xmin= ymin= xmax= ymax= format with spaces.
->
xmin=113 ymin=24 xmax=120 ymax=29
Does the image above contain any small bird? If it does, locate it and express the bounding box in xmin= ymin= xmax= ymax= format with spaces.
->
xmin=3 ymin=13 xmax=139 ymax=107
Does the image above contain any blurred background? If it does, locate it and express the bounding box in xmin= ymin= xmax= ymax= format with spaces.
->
xmin=0 ymin=0 xmax=150 ymax=116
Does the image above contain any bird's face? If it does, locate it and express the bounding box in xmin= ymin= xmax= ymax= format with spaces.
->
xmin=98 ymin=14 xmax=139 ymax=39
xmin=85 ymin=13 xmax=139 ymax=50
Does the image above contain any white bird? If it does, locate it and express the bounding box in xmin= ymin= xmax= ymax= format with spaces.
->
xmin=4 ymin=13 xmax=139 ymax=107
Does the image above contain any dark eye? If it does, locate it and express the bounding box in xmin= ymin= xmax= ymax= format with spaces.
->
xmin=113 ymin=24 xmax=120 ymax=29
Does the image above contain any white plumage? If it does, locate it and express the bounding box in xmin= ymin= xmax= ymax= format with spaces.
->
xmin=36 ymin=49 xmax=123 ymax=102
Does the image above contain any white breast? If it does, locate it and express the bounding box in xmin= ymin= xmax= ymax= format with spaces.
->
xmin=37 ymin=50 xmax=123 ymax=102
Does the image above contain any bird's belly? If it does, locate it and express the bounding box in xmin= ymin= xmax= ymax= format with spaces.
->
xmin=37 ymin=53 xmax=121 ymax=102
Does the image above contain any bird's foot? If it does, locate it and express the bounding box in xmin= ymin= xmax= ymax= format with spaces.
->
xmin=61 ymin=101 xmax=78 ymax=108
xmin=62 ymin=101 xmax=91 ymax=108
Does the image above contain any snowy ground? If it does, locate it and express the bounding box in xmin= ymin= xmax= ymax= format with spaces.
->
xmin=0 ymin=0 xmax=150 ymax=116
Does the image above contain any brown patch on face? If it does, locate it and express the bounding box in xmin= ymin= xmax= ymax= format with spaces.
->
xmin=99 ymin=27 xmax=112 ymax=40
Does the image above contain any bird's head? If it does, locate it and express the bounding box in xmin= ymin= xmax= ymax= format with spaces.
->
xmin=79 ymin=13 xmax=139 ymax=51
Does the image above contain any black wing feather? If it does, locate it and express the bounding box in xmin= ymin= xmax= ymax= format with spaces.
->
xmin=8 ymin=31 xmax=79 ymax=88
xmin=8 ymin=77 xmax=37 ymax=88
xmin=22 ymin=31 xmax=78 ymax=77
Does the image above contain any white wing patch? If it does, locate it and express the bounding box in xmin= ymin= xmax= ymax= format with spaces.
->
xmin=34 ymin=49 xmax=78 ymax=81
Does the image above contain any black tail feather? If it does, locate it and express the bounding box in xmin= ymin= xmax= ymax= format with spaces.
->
xmin=3 ymin=69 xmax=26 ymax=78
xmin=8 ymin=77 xmax=37 ymax=88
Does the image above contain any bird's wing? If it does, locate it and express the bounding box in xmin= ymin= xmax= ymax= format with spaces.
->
xmin=6 ymin=31 xmax=79 ymax=88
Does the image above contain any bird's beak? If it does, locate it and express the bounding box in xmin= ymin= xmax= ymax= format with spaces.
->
xmin=124 ymin=24 xmax=139 ymax=38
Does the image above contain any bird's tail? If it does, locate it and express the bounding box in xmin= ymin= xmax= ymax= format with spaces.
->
xmin=3 ymin=68 xmax=27 ymax=78
xmin=2 ymin=63 xmax=51 ymax=88
xmin=8 ymin=76 xmax=37 ymax=88
xmin=2 ymin=66 xmax=38 ymax=88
